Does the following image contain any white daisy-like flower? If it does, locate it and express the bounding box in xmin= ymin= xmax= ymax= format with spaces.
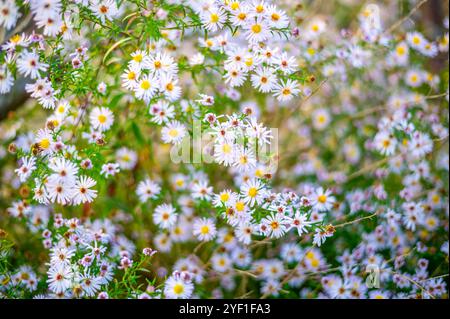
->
xmin=374 ymin=131 xmax=397 ymax=156
xmin=159 ymin=73 xmax=182 ymax=101
xmin=260 ymin=214 xmax=287 ymax=238
xmin=311 ymin=187 xmax=335 ymax=212
xmin=89 ymin=107 xmax=114 ymax=132
xmin=115 ymin=147 xmax=138 ymax=170
xmin=251 ymin=67 xmax=277 ymax=93
xmin=48 ymin=157 xmax=79 ymax=184
xmin=135 ymin=74 xmax=160 ymax=103
xmin=47 ymin=264 xmax=73 ymax=294
xmin=153 ymin=203 xmax=177 ymax=229
xmin=121 ymin=66 xmax=140 ymax=90
xmin=46 ymin=179 xmax=75 ymax=205
xmin=193 ymin=217 xmax=217 ymax=241
xmin=233 ymin=146 xmax=256 ymax=172
xmin=312 ymin=108 xmax=331 ymax=130
xmin=273 ymin=79 xmax=300 ymax=102
xmin=214 ymin=140 xmax=236 ymax=166
xmin=191 ymin=180 xmax=213 ymax=201
xmin=266 ymin=5 xmax=289 ymax=29
xmin=16 ymin=50 xmax=48 ymax=80
xmin=34 ymin=129 xmax=54 ymax=156
xmin=245 ymin=18 xmax=270 ymax=43
xmin=91 ymin=0 xmax=119 ymax=23
xmin=0 ymin=65 xmax=14 ymax=94
xmin=15 ymin=157 xmax=37 ymax=183
xmin=146 ymin=51 xmax=178 ymax=76
xmin=161 ymin=120 xmax=186 ymax=144
xmin=136 ymin=178 xmax=161 ymax=202
xmin=72 ymin=176 xmax=97 ymax=205
xmin=240 ymin=178 xmax=265 ymax=207
xmin=100 ymin=162 xmax=120 ymax=177
xmin=164 ymin=273 xmax=194 ymax=299
xmin=274 ymin=53 xmax=298 ymax=75
xmin=129 ymin=49 xmax=150 ymax=71
xmin=201 ymin=6 xmax=228 ymax=32
xmin=0 ymin=0 xmax=21 ymax=30
xmin=149 ymin=100 xmax=175 ymax=124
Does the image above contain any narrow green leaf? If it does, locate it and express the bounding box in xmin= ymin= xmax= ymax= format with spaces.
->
xmin=103 ymin=37 xmax=132 ymax=63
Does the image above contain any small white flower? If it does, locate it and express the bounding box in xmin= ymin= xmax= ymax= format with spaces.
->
xmin=72 ymin=176 xmax=97 ymax=205
xmin=193 ymin=217 xmax=217 ymax=241
xmin=90 ymin=107 xmax=114 ymax=132
xmin=161 ymin=120 xmax=186 ymax=144
xmin=153 ymin=203 xmax=177 ymax=229
xmin=136 ymin=179 xmax=161 ymax=202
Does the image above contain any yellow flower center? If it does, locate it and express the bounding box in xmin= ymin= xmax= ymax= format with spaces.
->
xmin=271 ymin=13 xmax=280 ymax=21
xmin=318 ymin=115 xmax=327 ymax=124
xmin=427 ymin=218 xmax=436 ymax=226
xmin=251 ymin=24 xmax=262 ymax=34
xmin=11 ymin=34 xmax=21 ymax=43
xmin=235 ymin=201 xmax=245 ymax=211
xmin=127 ymin=71 xmax=136 ymax=80
xmin=133 ymin=54 xmax=143 ymax=62
xmin=238 ymin=13 xmax=247 ymax=20
xmin=396 ymin=46 xmax=405 ymax=55
xmin=140 ymin=80 xmax=151 ymax=90
xmin=39 ymin=138 xmax=50 ymax=149
xmin=175 ymin=179 xmax=184 ymax=187
xmin=168 ymin=129 xmax=179 ymax=138
xmin=270 ymin=221 xmax=279 ymax=229
xmin=306 ymin=251 xmax=315 ymax=260
xmin=173 ymin=283 xmax=184 ymax=295
xmin=200 ymin=225 xmax=210 ymax=235
xmin=220 ymin=193 xmax=230 ymax=202
xmin=248 ymin=187 xmax=258 ymax=198
xmin=282 ymin=88 xmax=291 ymax=95
xmin=222 ymin=144 xmax=232 ymax=154
xmin=210 ymin=13 xmax=219 ymax=23
xmin=317 ymin=194 xmax=327 ymax=203
xmin=98 ymin=114 xmax=107 ymax=124
xmin=431 ymin=194 xmax=440 ymax=204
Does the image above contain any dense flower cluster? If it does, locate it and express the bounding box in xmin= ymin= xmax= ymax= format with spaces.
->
xmin=0 ymin=0 xmax=448 ymax=299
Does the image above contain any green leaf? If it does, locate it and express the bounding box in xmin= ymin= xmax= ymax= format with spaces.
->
xmin=103 ymin=37 xmax=132 ymax=63
xmin=131 ymin=121 xmax=145 ymax=145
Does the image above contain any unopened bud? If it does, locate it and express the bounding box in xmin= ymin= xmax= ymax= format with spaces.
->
xmin=8 ymin=143 xmax=17 ymax=154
